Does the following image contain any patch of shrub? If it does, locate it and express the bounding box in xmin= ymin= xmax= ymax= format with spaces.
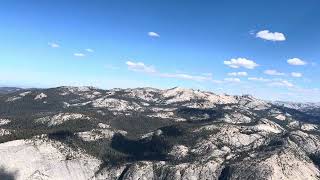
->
xmin=48 ymin=129 xmax=74 ymax=140
xmin=110 ymin=133 xmax=171 ymax=161
xmin=0 ymin=167 xmax=16 ymax=180
xmin=309 ymin=154 xmax=320 ymax=167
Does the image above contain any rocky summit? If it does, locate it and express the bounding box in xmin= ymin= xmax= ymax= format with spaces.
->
xmin=0 ymin=86 xmax=319 ymax=180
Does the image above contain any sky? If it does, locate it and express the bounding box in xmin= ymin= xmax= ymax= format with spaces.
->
xmin=0 ymin=0 xmax=320 ymax=102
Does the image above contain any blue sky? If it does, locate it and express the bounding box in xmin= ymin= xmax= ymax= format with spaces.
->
xmin=0 ymin=0 xmax=319 ymax=102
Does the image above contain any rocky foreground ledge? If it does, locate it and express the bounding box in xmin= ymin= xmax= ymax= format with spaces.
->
xmin=0 ymin=86 xmax=319 ymax=180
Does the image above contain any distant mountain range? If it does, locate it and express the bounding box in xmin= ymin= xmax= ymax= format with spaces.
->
xmin=0 ymin=86 xmax=319 ymax=180
xmin=0 ymin=87 xmax=23 ymax=94
xmin=274 ymin=100 xmax=320 ymax=109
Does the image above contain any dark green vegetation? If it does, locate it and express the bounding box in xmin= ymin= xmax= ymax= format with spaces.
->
xmin=218 ymin=166 xmax=231 ymax=180
xmin=109 ymin=115 xmax=175 ymax=138
xmin=276 ymin=106 xmax=320 ymax=124
xmin=309 ymin=153 xmax=320 ymax=167
xmin=0 ymin=167 xmax=16 ymax=180
xmin=177 ymin=107 xmax=224 ymax=122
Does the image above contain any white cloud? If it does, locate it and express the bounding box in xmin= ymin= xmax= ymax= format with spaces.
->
xmin=85 ymin=49 xmax=94 ymax=53
xmin=256 ymin=30 xmax=286 ymax=41
xmin=248 ymin=77 xmax=271 ymax=82
xmin=211 ymin=80 xmax=224 ymax=84
xmin=248 ymin=77 xmax=294 ymax=88
xmin=148 ymin=32 xmax=160 ymax=37
xmin=125 ymin=61 xmax=222 ymax=83
xmin=228 ymin=72 xmax=248 ymax=76
xmin=287 ymin=58 xmax=307 ymax=66
xmin=224 ymin=78 xmax=241 ymax=83
xmin=74 ymin=53 xmax=85 ymax=57
xmin=126 ymin=61 xmax=156 ymax=73
xmin=224 ymin=58 xmax=259 ymax=69
xmin=264 ymin=69 xmax=285 ymax=76
xmin=291 ymin=72 xmax=303 ymax=78
xmin=269 ymin=80 xmax=294 ymax=88
xmin=48 ymin=42 xmax=60 ymax=48
xmin=160 ymin=73 xmax=211 ymax=82
xmin=162 ymin=73 xmax=223 ymax=83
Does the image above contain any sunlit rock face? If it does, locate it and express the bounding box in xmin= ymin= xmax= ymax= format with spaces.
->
xmin=0 ymin=86 xmax=319 ymax=180
xmin=0 ymin=138 xmax=102 ymax=180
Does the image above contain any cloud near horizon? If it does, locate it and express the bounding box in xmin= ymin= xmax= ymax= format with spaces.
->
xmin=126 ymin=61 xmax=156 ymax=73
xmin=248 ymin=77 xmax=294 ymax=88
xmin=126 ymin=61 xmax=222 ymax=83
xmin=160 ymin=73 xmax=212 ymax=82
xmin=268 ymin=80 xmax=294 ymax=88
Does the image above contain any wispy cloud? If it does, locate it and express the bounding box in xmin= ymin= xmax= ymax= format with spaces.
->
xmin=224 ymin=78 xmax=241 ymax=83
xmin=224 ymin=58 xmax=259 ymax=69
xmin=228 ymin=72 xmax=248 ymax=76
xmin=291 ymin=72 xmax=303 ymax=78
xmin=264 ymin=69 xmax=285 ymax=76
xmin=74 ymin=53 xmax=85 ymax=57
xmin=48 ymin=42 xmax=60 ymax=48
xmin=248 ymin=77 xmax=271 ymax=82
xmin=160 ymin=73 xmax=212 ymax=82
xmin=248 ymin=77 xmax=294 ymax=88
xmin=85 ymin=49 xmax=94 ymax=53
xmin=125 ymin=61 xmax=221 ymax=83
xmin=268 ymin=80 xmax=294 ymax=88
xmin=148 ymin=32 xmax=160 ymax=38
xmin=126 ymin=61 xmax=156 ymax=73
xmin=287 ymin=58 xmax=307 ymax=66
xmin=256 ymin=30 xmax=286 ymax=41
